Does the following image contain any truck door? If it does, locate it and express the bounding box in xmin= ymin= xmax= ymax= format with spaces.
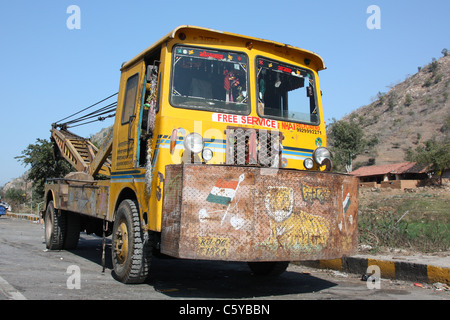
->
xmin=114 ymin=61 xmax=146 ymax=170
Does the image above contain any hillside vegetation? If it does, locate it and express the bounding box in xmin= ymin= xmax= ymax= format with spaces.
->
xmin=358 ymin=186 xmax=449 ymax=254
xmin=329 ymin=54 xmax=450 ymax=169
xmin=326 ymin=53 xmax=450 ymax=254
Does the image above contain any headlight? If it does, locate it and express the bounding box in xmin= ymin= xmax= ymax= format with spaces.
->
xmin=313 ymin=147 xmax=331 ymax=166
xmin=304 ymin=158 xmax=314 ymax=169
xmin=184 ymin=132 xmax=204 ymax=154
xmin=202 ymin=148 xmax=213 ymax=161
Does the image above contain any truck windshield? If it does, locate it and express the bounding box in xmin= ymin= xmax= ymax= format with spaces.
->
xmin=171 ymin=46 xmax=249 ymax=114
xmin=257 ymin=58 xmax=318 ymax=124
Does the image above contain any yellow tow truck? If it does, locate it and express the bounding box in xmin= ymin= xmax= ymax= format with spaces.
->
xmin=43 ymin=26 xmax=359 ymax=284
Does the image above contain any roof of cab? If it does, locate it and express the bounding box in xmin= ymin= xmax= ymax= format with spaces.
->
xmin=121 ymin=25 xmax=326 ymax=71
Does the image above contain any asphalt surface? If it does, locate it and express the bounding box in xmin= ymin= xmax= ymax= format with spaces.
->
xmin=1 ymin=212 xmax=448 ymax=303
xmin=5 ymin=211 xmax=448 ymax=285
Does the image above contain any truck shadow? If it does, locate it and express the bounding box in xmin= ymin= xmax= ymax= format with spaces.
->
xmin=69 ymin=233 xmax=113 ymax=270
xmin=72 ymin=233 xmax=337 ymax=299
xmin=148 ymin=257 xmax=337 ymax=299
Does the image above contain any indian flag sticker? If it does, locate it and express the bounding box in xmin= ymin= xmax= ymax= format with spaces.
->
xmin=206 ymin=174 xmax=245 ymax=206
xmin=343 ymin=193 xmax=351 ymax=213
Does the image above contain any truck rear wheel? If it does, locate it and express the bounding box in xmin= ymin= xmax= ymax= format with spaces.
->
xmin=112 ymin=199 xmax=152 ymax=284
xmin=44 ymin=201 xmax=66 ymax=250
xmin=247 ymin=261 xmax=289 ymax=276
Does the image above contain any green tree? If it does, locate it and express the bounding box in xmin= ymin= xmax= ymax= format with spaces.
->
xmin=406 ymin=138 xmax=450 ymax=185
xmin=328 ymin=119 xmax=367 ymax=172
xmin=15 ymin=138 xmax=73 ymax=198
xmin=4 ymin=188 xmax=26 ymax=203
xmin=3 ymin=188 xmax=26 ymax=211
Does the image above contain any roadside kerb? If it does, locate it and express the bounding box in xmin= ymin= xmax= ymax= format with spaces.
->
xmin=5 ymin=212 xmax=42 ymax=224
xmin=296 ymin=256 xmax=450 ymax=285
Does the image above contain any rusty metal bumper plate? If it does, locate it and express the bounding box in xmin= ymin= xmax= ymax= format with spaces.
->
xmin=161 ymin=164 xmax=358 ymax=262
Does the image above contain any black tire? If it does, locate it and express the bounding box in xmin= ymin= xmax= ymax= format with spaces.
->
xmin=111 ymin=199 xmax=153 ymax=284
xmin=64 ymin=212 xmax=81 ymax=250
xmin=44 ymin=201 xmax=66 ymax=250
xmin=247 ymin=261 xmax=289 ymax=276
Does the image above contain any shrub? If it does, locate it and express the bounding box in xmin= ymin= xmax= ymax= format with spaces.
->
xmin=404 ymin=93 xmax=412 ymax=106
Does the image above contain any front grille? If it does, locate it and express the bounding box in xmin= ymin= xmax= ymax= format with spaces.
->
xmin=225 ymin=127 xmax=281 ymax=167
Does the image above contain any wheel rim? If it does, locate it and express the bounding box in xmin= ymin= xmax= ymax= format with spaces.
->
xmin=114 ymin=221 xmax=129 ymax=264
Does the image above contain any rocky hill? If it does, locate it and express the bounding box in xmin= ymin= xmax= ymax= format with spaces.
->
xmin=1 ymin=171 xmax=30 ymax=193
xmin=89 ymin=126 xmax=113 ymax=147
xmin=335 ymin=54 xmax=450 ymax=168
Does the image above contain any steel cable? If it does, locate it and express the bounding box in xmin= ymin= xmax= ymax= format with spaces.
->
xmin=53 ymin=93 xmax=118 ymax=128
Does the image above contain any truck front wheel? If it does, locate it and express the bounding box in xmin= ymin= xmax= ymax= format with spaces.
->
xmin=112 ymin=199 xmax=152 ymax=284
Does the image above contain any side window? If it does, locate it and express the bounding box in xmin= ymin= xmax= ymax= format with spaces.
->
xmin=121 ymin=73 xmax=139 ymax=124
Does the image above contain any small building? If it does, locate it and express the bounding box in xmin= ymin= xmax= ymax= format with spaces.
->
xmin=350 ymin=162 xmax=429 ymax=189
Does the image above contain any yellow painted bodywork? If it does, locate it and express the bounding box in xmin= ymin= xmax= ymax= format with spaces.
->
xmin=108 ymin=26 xmax=328 ymax=232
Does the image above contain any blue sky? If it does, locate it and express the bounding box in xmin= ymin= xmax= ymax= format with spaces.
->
xmin=0 ymin=0 xmax=449 ymax=187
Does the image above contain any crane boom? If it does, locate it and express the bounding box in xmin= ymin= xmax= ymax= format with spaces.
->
xmin=51 ymin=127 xmax=112 ymax=177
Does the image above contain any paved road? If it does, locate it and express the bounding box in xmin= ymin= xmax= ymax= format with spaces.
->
xmin=0 ymin=217 xmax=448 ymax=305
